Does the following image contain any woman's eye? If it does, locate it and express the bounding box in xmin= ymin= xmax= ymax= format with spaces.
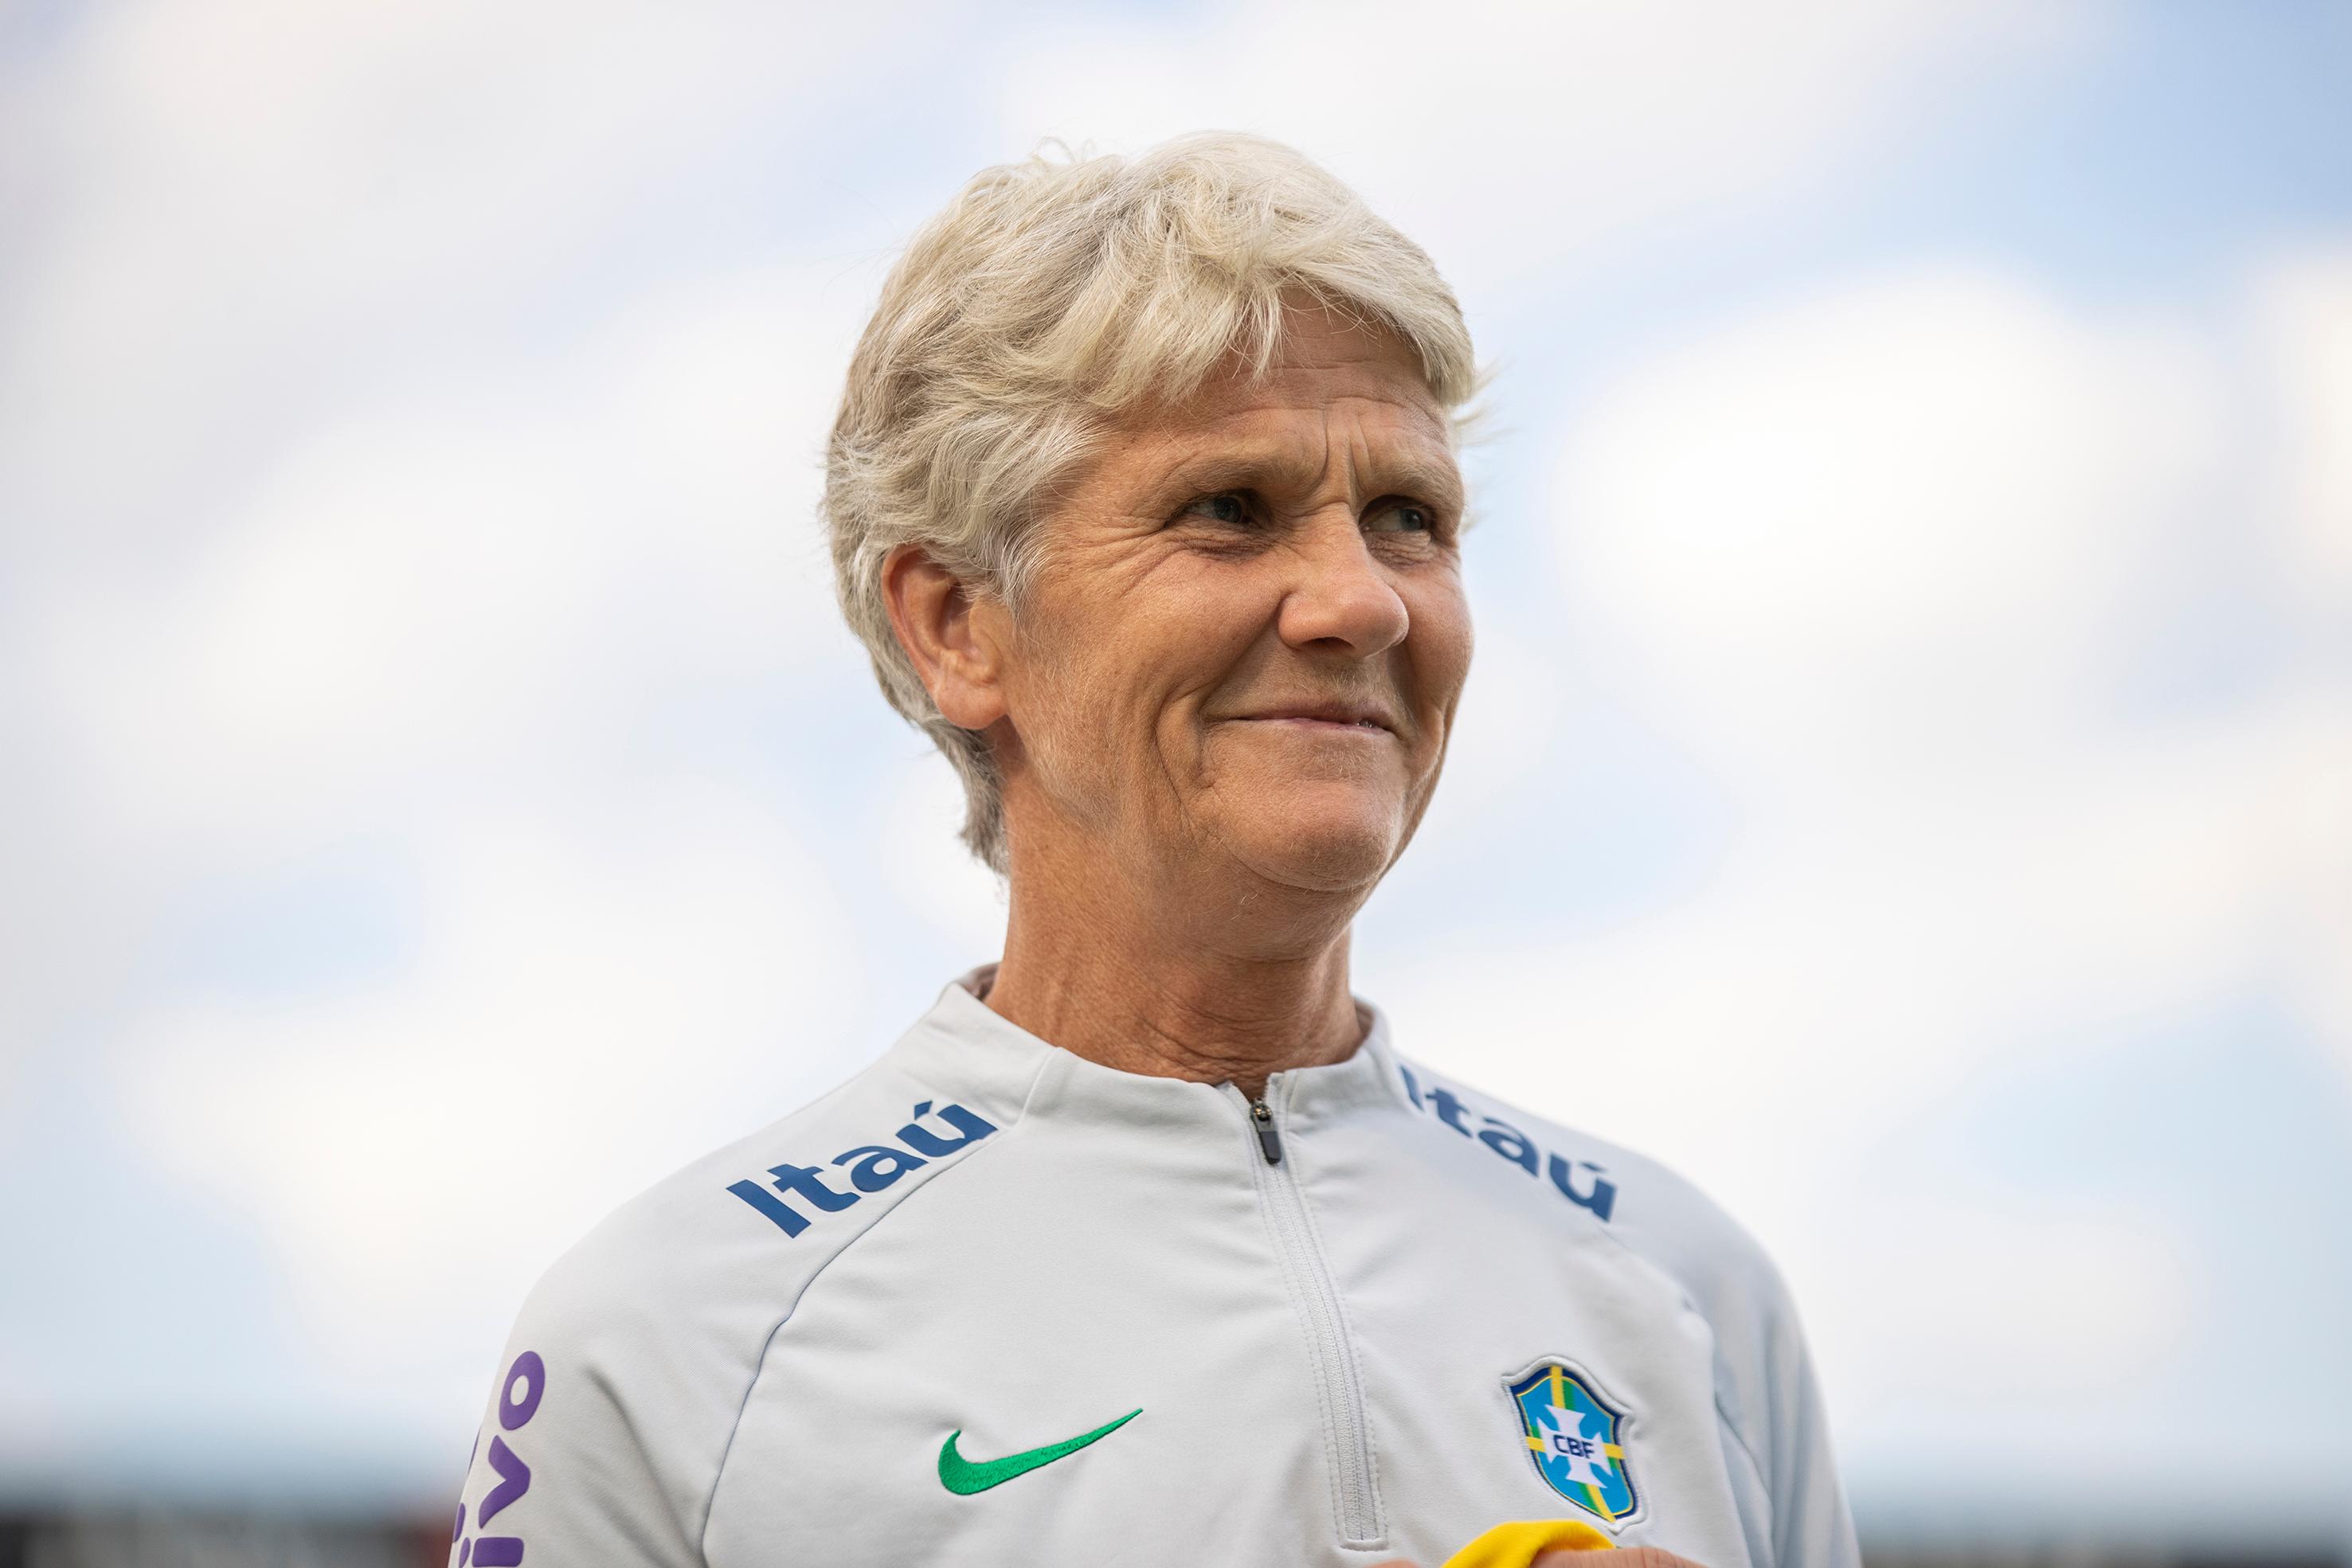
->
xmin=1184 ymin=492 xmax=1251 ymax=526
xmin=1365 ymin=501 xmax=1434 ymax=534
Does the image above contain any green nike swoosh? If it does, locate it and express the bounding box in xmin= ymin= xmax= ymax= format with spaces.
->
xmin=937 ymin=1408 xmax=1142 ymax=1495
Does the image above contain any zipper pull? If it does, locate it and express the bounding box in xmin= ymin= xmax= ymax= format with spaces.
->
xmin=1250 ymin=1097 xmax=1283 ymax=1165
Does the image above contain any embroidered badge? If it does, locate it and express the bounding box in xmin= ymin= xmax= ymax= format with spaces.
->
xmin=1505 ymin=1359 xmax=1639 ymax=1527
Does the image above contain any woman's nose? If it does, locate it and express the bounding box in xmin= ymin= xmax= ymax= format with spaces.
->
xmin=1274 ymin=514 xmax=1411 ymax=657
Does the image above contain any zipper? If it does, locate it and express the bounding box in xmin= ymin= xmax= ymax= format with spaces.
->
xmin=1238 ymin=1084 xmax=1384 ymax=1550
xmin=1249 ymin=1098 xmax=1284 ymax=1164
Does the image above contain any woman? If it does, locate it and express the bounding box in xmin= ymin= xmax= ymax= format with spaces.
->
xmin=448 ymin=132 xmax=1858 ymax=1568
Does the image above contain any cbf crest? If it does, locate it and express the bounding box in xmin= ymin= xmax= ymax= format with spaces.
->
xmin=1505 ymin=1359 xmax=1639 ymax=1527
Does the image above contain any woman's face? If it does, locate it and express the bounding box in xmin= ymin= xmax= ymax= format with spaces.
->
xmin=991 ymin=306 xmax=1473 ymax=900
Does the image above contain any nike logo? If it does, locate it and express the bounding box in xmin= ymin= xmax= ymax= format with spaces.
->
xmin=937 ymin=1409 xmax=1141 ymax=1495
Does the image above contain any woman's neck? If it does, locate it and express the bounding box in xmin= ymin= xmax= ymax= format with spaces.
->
xmin=980 ymin=855 xmax=1368 ymax=1101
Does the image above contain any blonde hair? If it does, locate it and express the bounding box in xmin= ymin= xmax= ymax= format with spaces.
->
xmin=822 ymin=131 xmax=1477 ymax=871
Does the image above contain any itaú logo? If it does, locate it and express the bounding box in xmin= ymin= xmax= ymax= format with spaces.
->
xmin=1397 ymin=1066 xmax=1618 ymax=1223
xmin=725 ymin=1101 xmax=998 ymax=1238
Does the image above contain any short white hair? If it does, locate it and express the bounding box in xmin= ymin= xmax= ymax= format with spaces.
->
xmin=822 ymin=131 xmax=1478 ymax=871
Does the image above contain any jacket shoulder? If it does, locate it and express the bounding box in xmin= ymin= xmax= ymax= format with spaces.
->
xmin=1388 ymin=1059 xmax=1796 ymax=1416
xmin=533 ymin=1030 xmax=1028 ymax=1334
xmin=1391 ymin=1054 xmax=1773 ymax=1284
xmin=452 ymin=1045 xmax=1031 ymax=1566
xmin=1391 ymin=1053 xmax=1858 ymax=1567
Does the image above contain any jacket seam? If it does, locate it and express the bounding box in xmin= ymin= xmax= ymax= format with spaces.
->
xmin=1712 ymin=1393 xmax=1775 ymax=1568
xmin=692 ymin=1050 xmax=1054 ymax=1563
xmin=1577 ymin=1179 xmax=1781 ymax=1539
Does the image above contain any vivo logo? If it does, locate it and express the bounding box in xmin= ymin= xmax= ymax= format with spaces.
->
xmin=453 ymin=1349 xmax=544 ymax=1566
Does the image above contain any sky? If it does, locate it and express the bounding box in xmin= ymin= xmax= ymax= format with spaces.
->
xmin=2 ymin=0 xmax=2349 ymax=1550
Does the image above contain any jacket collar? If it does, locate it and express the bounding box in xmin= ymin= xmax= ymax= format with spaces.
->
xmin=890 ymin=964 xmax=1416 ymax=1137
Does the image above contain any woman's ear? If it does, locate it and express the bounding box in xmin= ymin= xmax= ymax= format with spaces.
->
xmin=880 ymin=544 xmax=1009 ymax=731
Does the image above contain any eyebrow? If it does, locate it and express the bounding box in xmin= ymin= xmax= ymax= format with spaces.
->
xmin=1144 ymin=439 xmax=1466 ymax=514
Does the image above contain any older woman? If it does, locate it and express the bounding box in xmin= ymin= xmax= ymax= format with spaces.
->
xmin=448 ymin=135 xmax=1857 ymax=1568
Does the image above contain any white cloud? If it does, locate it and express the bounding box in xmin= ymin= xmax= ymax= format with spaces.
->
xmin=2248 ymin=250 xmax=2352 ymax=1081
xmin=14 ymin=245 xmax=894 ymax=1418
xmin=2 ymin=0 xmax=910 ymax=1433
xmin=117 ymin=787 xmax=867 ymax=1413
xmin=1421 ymin=620 xmax=1571 ymax=814
xmin=0 ymin=0 xmax=929 ymax=588
xmin=1513 ymin=257 xmax=2337 ymax=1090
xmin=990 ymin=0 xmax=2098 ymax=293
xmin=1813 ymin=1200 xmax=2199 ymax=1409
xmin=29 ymin=247 xmax=875 ymax=851
xmin=1552 ymin=266 xmax=2224 ymax=768
xmin=878 ymin=752 xmax=1010 ymax=961
xmin=2253 ymin=249 xmax=2352 ymax=606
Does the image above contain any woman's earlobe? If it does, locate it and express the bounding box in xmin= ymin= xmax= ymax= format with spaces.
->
xmin=881 ymin=544 xmax=1008 ymax=731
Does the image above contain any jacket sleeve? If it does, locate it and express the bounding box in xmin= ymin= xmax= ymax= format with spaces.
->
xmin=447 ymin=1243 xmax=725 ymax=1568
xmin=1751 ymin=1281 xmax=1860 ymax=1568
xmin=1599 ymin=1146 xmax=1861 ymax=1568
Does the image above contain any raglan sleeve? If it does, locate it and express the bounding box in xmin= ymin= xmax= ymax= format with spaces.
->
xmin=445 ymin=1235 xmax=724 ymax=1568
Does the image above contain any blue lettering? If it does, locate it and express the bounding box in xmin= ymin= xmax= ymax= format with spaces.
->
xmin=1477 ymin=1117 xmax=1539 ymax=1175
xmin=768 ymin=1162 xmax=860 ymax=1213
xmin=728 ymin=1101 xmax=998 ymax=1237
xmin=1409 ymin=1073 xmax=1622 ymax=1225
xmin=1547 ymin=1152 xmax=1618 ymax=1222
xmin=897 ymin=1101 xmax=998 ymax=1157
xmin=728 ymin=1179 xmax=808 ymax=1236
xmin=832 ymin=1144 xmax=929 ymax=1193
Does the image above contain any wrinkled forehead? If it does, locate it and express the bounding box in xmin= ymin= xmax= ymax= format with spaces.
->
xmin=1107 ymin=314 xmax=1462 ymax=508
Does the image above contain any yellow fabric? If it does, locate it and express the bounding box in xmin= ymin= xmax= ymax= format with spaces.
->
xmin=1441 ymin=1518 xmax=1618 ymax=1566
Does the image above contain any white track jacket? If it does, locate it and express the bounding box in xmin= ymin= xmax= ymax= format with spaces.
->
xmin=449 ymin=969 xmax=1859 ymax=1568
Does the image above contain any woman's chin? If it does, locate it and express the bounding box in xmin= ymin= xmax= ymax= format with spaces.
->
xmin=1216 ymin=797 xmax=1406 ymax=895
